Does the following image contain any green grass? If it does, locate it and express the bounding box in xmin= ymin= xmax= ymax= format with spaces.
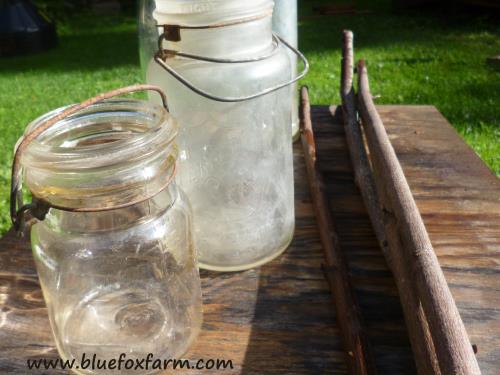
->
xmin=299 ymin=4 xmax=499 ymax=176
xmin=0 ymin=4 xmax=498 ymax=234
xmin=0 ymin=16 xmax=143 ymax=233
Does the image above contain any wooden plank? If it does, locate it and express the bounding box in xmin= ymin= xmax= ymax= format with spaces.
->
xmin=324 ymin=105 xmax=499 ymax=374
xmin=376 ymin=105 xmax=500 ymax=374
xmin=313 ymin=106 xmax=418 ymax=374
xmin=0 ymin=131 xmax=347 ymax=374
xmin=0 ymin=105 xmax=498 ymax=374
xmin=300 ymin=86 xmax=376 ymax=375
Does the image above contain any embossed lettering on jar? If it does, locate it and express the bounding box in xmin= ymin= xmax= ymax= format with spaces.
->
xmin=140 ymin=0 xmax=307 ymax=271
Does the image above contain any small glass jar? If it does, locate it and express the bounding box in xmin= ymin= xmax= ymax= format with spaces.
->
xmin=16 ymin=95 xmax=202 ymax=372
xmin=138 ymin=0 xmax=308 ymax=271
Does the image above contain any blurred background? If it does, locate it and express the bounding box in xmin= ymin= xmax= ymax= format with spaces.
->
xmin=0 ymin=0 xmax=498 ymax=234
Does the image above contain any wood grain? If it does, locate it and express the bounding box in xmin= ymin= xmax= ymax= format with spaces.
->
xmin=0 ymin=105 xmax=498 ymax=374
xmin=300 ymin=86 xmax=376 ymax=375
xmin=376 ymin=105 xmax=500 ymax=374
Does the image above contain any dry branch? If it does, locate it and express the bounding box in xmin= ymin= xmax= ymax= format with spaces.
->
xmin=300 ymin=86 xmax=376 ymax=375
xmin=339 ymin=30 xmax=440 ymax=375
xmin=339 ymin=31 xmax=386 ymax=256
xmin=357 ymin=60 xmax=481 ymax=375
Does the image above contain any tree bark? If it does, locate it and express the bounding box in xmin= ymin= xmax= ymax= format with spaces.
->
xmin=357 ymin=59 xmax=481 ymax=375
xmin=340 ymin=30 xmax=440 ymax=375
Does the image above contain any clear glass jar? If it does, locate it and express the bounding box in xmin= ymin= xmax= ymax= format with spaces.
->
xmin=138 ymin=0 xmax=301 ymax=271
xmin=19 ymin=98 xmax=202 ymax=373
xmin=272 ymin=0 xmax=299 ymax=139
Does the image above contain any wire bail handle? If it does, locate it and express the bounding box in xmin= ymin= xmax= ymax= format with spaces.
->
xmin=154 ymin=20 xmax=309 ymax=102
xmin=10 ymin=84 xmax=169 ymax=234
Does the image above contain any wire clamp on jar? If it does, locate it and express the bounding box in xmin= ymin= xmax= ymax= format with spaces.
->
xmin=10 ymin=85 xmax=172 ymax=234
xmin=154 ymin=15 xmax=309 ymax=103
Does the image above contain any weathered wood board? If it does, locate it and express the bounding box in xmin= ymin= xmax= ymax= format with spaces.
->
xmin=0 ymin=105 xmax=498 ymax=374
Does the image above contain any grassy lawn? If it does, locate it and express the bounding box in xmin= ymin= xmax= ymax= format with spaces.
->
xmin=0 ymin=2 xmax=498 ymax=234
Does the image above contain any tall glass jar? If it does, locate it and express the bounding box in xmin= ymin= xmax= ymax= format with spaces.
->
xmin=14 ymin=92 xmax=202 ymax=372
xmin=139 ymin=0 xmax=308 ymax=271
xmin=272 ymin=0 xmax=299 ymax=139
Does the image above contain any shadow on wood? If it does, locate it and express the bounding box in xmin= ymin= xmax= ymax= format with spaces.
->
xmin=0 ymin=106 xmax=498 ymax=374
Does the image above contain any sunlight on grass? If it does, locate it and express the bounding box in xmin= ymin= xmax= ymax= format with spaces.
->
xmin=0 ymin=16 xmax=142 ymax=233
xmin=0 ymin=7 xmax=498 ymax=234
xmin=300 ymin=11 xmax=499 ymax=176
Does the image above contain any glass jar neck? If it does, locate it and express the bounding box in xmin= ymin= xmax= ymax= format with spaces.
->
xmin=21 ymin=99 xmax=178 ymax=211
xmin=162 ymin=17 xmax=273 ymax=59
xmin=43 ymin=182 xmax=179 ymax=233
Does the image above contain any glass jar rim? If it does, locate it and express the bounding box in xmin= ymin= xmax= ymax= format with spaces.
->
xmin=21 ymin=98 xmax=179 ymax=210
xmin=22 ymin=98 xmax=177 ymax=172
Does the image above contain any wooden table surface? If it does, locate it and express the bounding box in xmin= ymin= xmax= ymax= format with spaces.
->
xmin=0 ymin=105 xmax=498 ymax=374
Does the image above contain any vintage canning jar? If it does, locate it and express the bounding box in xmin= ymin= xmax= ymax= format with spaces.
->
xmin=138 ymin=0 xmax=308 ymax=271
xmin=11 ymin=87 xmax=202 ymax=373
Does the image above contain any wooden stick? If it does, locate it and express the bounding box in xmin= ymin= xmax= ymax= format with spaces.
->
xmin=299 ymin=86 xmax=376 ymax=375
xmin=339 ymin=30 xmax=386 ymax=255
xmin=357 ymin=60 xmax=481 ymax=375
xmin=339 ymin=30 xmax=440 ymax=375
